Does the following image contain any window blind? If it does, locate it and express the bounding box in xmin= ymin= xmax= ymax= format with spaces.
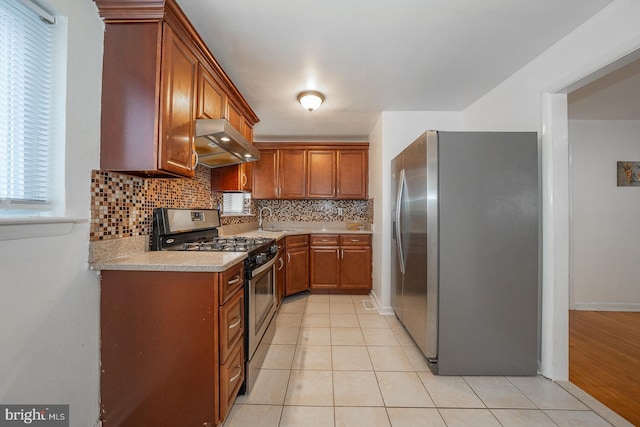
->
xmin=223 ymin=193 xmax=247 ymax=214
xmin=0 ymin=0 xmax=55 ymax=207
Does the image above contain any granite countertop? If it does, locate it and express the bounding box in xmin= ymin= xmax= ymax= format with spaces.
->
xmin=89 ymin=223 xmax=372 ymax=273
xmin=89 ymin=236 xmax=246 ymax=273
xmin=91 ymin=251 xmax=247 ymax=273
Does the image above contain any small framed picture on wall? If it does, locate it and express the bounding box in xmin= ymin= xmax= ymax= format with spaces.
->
xmin=617 ymin=161 xmax=640 ymax=186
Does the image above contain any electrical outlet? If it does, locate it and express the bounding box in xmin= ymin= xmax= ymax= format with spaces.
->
xmin=337 ymin=207 xmax=343 ymax=216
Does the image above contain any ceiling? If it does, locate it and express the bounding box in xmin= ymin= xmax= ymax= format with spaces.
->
xmin=177 ymin=0 xmax=613 ymax=141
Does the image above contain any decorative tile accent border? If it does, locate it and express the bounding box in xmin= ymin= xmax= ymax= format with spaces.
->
xmin=254 ymin=199 xmax=372 ymax=223
xmin=90 ymin=167 xmax=373 ymax=241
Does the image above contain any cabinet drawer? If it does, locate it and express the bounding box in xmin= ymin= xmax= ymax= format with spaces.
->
xmin=219 ymin=342 xmax=244 ymax=421
xmin=310 ymin=234 xmax=339 ymax=246
xmin=340 ymin=234 xmax=371 ymax=246
xmin=219 ymin=288 xmax=244 ymax=362
xmin=219 ymin=262 xmax=244 ymax=305
xmin=285 ymin=234 xmax=309 ymax=248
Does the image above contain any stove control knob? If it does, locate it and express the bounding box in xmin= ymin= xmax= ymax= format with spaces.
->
xmin=256 ymin=253 xmax=267 ymax=264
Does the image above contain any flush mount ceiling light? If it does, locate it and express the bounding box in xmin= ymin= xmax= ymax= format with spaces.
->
xmin=297 ymin=90 xmax=324 ymax=112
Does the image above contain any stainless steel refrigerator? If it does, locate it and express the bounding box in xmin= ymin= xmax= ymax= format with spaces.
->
xmin=391 ymin=130 xmax=539 ymax=375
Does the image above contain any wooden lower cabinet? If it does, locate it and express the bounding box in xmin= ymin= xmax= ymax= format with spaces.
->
xmin=218 ymin=336 xmax=244 ymax=422
xmin=340 ymin=246 xmax=372 ymax=289
xmin=100 ymin=262 xmax=246 ymax=427
xmin=310 ymin=234 xmax=372 ymax=292
xmin=276 ymin=238 xmax=286 ymax=304
xmin=284 ymin=235 xmax=309 ymax=296
xmin=100 ymin=270 xmax=218 ymax=427
xmin=217 ymin=262 xmax=245 ymax=425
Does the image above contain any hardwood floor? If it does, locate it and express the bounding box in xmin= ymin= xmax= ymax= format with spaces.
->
xmin=569 ymin=310 xmax=640 ymax=426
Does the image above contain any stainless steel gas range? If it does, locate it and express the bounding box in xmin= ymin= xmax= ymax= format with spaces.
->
xmin=151 ymin=207 xmax=278 ymax=393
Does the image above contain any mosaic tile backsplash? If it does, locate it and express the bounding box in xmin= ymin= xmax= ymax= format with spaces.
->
xmin=254 ymin=199 xmax=372 ymax=223
xmin=90 ymin=167 xmax=373 ymax=241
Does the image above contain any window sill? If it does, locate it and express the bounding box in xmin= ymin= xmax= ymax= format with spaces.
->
xmin=220 ymin=213 xmax=256 ymax=218
xmin=0 ymin=217 xmax=88 ymax=241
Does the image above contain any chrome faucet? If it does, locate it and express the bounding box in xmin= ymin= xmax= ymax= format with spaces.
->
xmin=258 ymin=206 xmax=273 ymax=230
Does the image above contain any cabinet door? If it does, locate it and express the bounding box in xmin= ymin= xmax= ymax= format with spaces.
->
xmin=100 ymin=271 xmax=217 ymax=426
xmin=159 ymin=25 xmax=198 ymax=177
xmin=226 ymin=99 xmax=243 ymax=133
xmin=337 ymin=150 xmax=368 ymax=199
xmin=252 ymin=149 xmax=278 ymax=199
xmin=285 ymin=246 xmax=309 ymax=296
xmin=276 ymin=248 xmax=286 ymax=305
xmin=219 ymin=341 xmax=244 ymax=423
xmin=197 ymin=65 xmax=226 ymax=119
xmin=310 ymin=247 xmax=340 ymax=289
xmin=210 ymin=163 xmax=252 ymax=192
xmin=307 ymin=150 xmax=336 ymax=198
xmin=279 ymin=150 xmax=307 ymax=198
xmin=219 ymin=288 xmax=244 ymax=362
xmin=240 ymin=124 xmax=253 ymax=192
xmin=340 ymin=246 xmax=372 ymax=289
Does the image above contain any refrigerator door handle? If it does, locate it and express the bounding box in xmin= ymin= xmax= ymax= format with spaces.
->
xmin=395 ymin=169 xmax=406 ymax=274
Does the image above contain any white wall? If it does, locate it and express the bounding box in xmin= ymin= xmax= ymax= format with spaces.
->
xmin=569 ymin=120 xmax=640 ymax=311
xmin=0 ymin=1 xmax=103 ymax=426
xmin=460 ymin=0 xmax=640 ymax=380
xmin=369 ymin=112 xmax=462 ymax=312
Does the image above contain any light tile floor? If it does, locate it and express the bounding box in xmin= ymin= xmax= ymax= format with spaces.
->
xmin=224 ymin=293 xmax=631 ymax=427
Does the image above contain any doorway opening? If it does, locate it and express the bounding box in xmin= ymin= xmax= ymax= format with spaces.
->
xmin=565 ymin=52 xmax=640 ymax=426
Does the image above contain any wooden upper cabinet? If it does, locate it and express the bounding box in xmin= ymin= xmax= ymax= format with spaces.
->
xmin=226 ymin=99 xmax=243 ymax=133
xmin=279 ymin=150 xmax=307 ymax=199
xmin=95 ymin=0 xmax=259 ymax=179
xmin=159 ymin=25 xmax=198 ymax=177
xmin=197 ymin=65 xmax=226 ymax=120
xmin=337 ymin=150 xmax=368 ymax=199
xmin=99 ymin=20 xmax=196 ymax=177
xmin=307 ymin=150 xmax=336 ymax=198
xmin=252 ymin=143 xmax=368 ymax=200
xmin=252 ymin=150 xmax=278 ymax=199
xmin=209 ymin=90 xmax=255 ymax=192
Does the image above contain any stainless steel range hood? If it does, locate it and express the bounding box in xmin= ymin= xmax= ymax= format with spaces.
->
xmin=195 ymin=119 xmax=260 ymax=168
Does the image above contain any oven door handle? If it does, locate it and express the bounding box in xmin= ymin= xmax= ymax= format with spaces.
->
xmin=251 ymin=255 xmax=278 ymax=278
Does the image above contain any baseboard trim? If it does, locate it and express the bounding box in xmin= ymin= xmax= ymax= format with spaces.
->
xmin=573 ymin=303 xmax=640 ymax=312
xmin=370 ymin=290 xmax=394 ymax=315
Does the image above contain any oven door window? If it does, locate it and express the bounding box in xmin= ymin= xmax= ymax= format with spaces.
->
xmin=252 ymin=263 xmax=275 ymax=333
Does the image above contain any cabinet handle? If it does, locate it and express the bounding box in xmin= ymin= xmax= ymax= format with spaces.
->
xmin=192 ymin=150 xmax=199 ymax=170
xmin=287 ymin=253 xmax=290 ymax=263
xmin=341 ymin=249 xmax=344 ymax=259
xmin=278 ymin=257 xmax=284 ymax=270
xmin=227 ymin=275 xmax=241 ymax=286
xmin=228 ymin=315 xmax=242 ymax=330
xmin=229 ymin=365 xmax=242 ymax=384
xmin=350 ymin=239 xmax=359 ymax=242
xmin=241 ymin=172 xmax=248 ymax=188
